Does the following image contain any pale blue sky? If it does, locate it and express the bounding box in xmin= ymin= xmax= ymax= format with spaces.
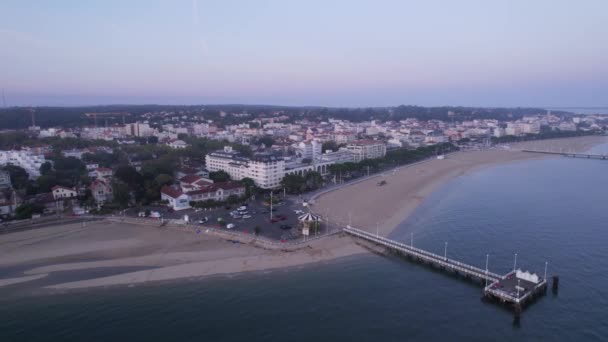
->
xmin=1 ymin=0 xmax=607 ymax=107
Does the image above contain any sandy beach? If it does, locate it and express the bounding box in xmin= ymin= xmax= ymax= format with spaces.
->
xmin=0 ymin=135 xmax=605 ymax=291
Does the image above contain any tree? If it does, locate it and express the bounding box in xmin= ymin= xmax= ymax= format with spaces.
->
xmin=227 ymin=194 xmax=240 ymax=204
xmin=114 ymin=165 xmax=143 ymax=187
xmin=14 ymin=203 xmax=44 ymax=220
xmin=154 ymin=174 xmax=173 ymax=187
xmin=257 ymin=136 xmax=275 ymax=148
xmin=321 ymin=141 xmax=339 ymax=153
xmin=304 ymin=171 xmax=323 ymax=190
xmin=147 ymin=136 xmax=159 ymax=144
xmin=209 ymin=170 xmax=230 ymax=183
xmin=2 ymin=165 xmax=29 ymax=189
xmin=240 ymin=177 xmax=256 ymax=197
xmin=39 ymin=161 xmax=53 ymax=176
xmin=112 ymin=182 xmax=131 ymax=208
xmin=281 ymin=174 xmax=306 ymax=194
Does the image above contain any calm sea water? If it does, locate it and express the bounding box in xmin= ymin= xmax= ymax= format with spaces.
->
xmin=2 ymin=144 xmax=608 ymax=342
xmin=544 ymin=107 xmax=608 ymax=115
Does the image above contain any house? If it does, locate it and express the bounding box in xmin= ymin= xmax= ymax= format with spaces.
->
xmin=160 ymin=181 xmax=246 ymax=211
xmin=167 ymin=139 xmax=188 ymax=149
xmin=187 ymin=182 xmax=246 ymax=203
xmin=90 ymin=179 xmax=113 ymax=204
xmin=25 ymin=193 xmax=61 ymax=214
xmin=0 ymin=189 xmax=20 ymax=217
xmin=178 ymin=174 xmax=213 ymax=192
xmin=160 ymin=186 xmax=191 ymax=211
xmin=51 ymin=186 xmax=77 ymax=200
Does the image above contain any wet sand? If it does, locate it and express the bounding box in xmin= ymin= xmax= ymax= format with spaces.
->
xmin=1 ymin=135 xmax=605 ymax=290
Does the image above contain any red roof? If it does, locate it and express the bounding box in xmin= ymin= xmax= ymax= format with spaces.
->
xmin=179 ymin=174 xmax=203 ymax=184
xmin=90 ymin=179 xmax=111 ymax=189
xmin=161 ymin=185 xmax=185 ymax=198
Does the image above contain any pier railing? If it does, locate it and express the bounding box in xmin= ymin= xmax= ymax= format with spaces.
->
xmin=344 ymin=225 xmax=502 ymax=282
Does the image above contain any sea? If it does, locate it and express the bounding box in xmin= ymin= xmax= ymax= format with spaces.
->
xmin=2 ymin=142 xmax=608 ymax=341
xmin=544 ymin=107 xmax=608 ymax=115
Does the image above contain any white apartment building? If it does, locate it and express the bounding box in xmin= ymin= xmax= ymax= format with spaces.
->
xmin=124 ymin=122 xmax=154 ymax=137
xmin=505 ymin=123 xmax=521 ymax=136
xmin=316 ymin=148 xmax=354 ymax=164
xmin=294 ymin=140 xmax=322 ymax=160
xmin=346 ymin=140 xmax=387 ymax=162
xmin=0 ymin=150 xmax=46 ymax=178
xmin=205 ymin=146 xmax=285 ymax=189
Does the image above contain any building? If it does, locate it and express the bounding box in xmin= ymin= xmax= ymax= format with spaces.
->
xmin=346 ymin=140 xmax=387 ymax=162
xmin=205 ymin=146 xmax=285 ymax=189
xmin=51 ymin=186 xmax=77 ymax=200
xmin=315 ymin=148 xmax=354 ymax=164
xmin=0 ymin=170 xmax=11 ymax=189
xmin=294 ymin=140 xmax=322 ymax=160
xmin=505 ymin=123 xmax=521 ymax=136
xmin=90 ymin=179 xmax=113 ymax=204
xmin=161 ymin=181 xmax=246 ymax=211
xmin=167 ymin=139 xmax=188 ymax=149
xmin=160 ymin=186 xmax=191 ymax=211
xmin=0 ymin=150 xmax=46 ymax=178
xmin=493 ymin=127 xmax=506 ymax=138
xmin=0 ymin=189 xmax=20 ymax=216
xmin=124 ymin=122 xmax=154 ymax=137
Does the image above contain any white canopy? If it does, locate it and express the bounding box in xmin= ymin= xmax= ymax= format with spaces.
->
xmin=298 ymin=212 xmax=322 ymax=222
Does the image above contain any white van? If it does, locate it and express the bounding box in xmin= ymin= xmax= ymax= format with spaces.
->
xmin=226 ymin=223 xmax=235 ymax=229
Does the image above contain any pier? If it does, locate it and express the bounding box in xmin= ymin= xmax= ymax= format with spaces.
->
xmin=522 ymin=150 xmax=607 ymax=160
xmin=343 ymin=226 xmax=549 ymax=313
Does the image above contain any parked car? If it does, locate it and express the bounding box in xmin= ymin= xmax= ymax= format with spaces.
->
xmin=226 ymin=223 xmax=235 ymax=229
xmin=242 ymin=215 xmax=252 ymax=219
xmin=237 ymin=206 xmax=247 ymax=211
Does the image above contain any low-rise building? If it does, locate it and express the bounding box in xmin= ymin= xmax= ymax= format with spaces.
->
xmin=0 ymin=170 xmax=12 ymax=189
xmin=90 ymin=179 xmax=113 ymax=204
xmin=51 ymin=186 xmax=77 ymax=200
xmin=346 ymin=140 xmax=387 ymax=162
xmin=161 ymin=181 xmax=246 ymax=211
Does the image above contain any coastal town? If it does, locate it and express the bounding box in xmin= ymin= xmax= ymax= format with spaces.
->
xmin=0 ymin=106 xmax=605 ymax=239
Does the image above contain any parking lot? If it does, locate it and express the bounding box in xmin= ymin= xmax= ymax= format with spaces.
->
xmin=126 ymin=195 xmax=321 ymax=241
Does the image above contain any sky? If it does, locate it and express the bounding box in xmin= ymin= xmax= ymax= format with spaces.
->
xmin=1 ymin=0 xmax=607 ymax=107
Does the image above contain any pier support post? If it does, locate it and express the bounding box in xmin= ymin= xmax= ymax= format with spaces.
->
xmin=552 ymin=275 xmax=560 ymax=294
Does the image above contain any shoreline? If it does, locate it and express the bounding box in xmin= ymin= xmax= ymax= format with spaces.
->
xmin=0 ymin=135 xmax=606 ymax=291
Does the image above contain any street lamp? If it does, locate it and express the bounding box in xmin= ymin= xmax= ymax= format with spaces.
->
xmin=444 ymin=242 xmax=448 ymax=261
xmin=485 ymin=254 xmax=489 ymax=287
xmin=513 ymin=253 xmax=518 ymax=272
